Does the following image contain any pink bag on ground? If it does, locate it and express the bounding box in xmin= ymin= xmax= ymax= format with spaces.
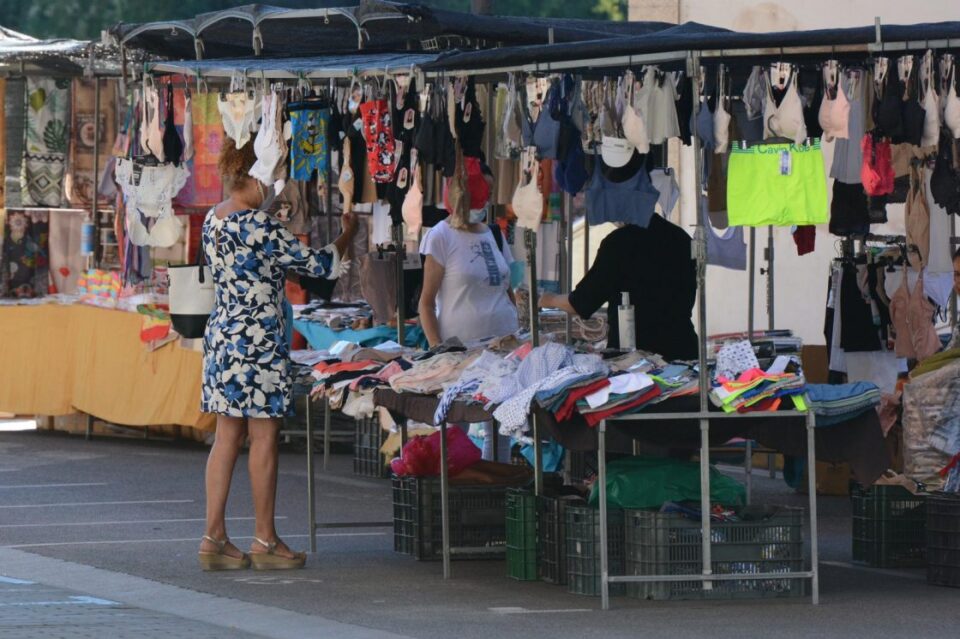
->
xmin=391 ymin=427 xmax=482 ymax=477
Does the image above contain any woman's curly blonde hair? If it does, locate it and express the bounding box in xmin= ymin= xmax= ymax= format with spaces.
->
xmin=218 ymin=140 xmax=257 ymax=192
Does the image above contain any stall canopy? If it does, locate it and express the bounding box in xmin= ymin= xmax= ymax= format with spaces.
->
xmin=424 ymin=20 xmax=960 ymax=73
xmin=147 ymin=51 xmax=442 ymax=79
xmin=0 ymin=24 xmax=124 ymax=75
xmin=110 ymin=0 xmax=674 ymax=60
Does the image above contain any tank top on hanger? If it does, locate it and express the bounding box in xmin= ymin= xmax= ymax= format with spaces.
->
xmin=585 ymin=158 xmax=660 ymax=227
xmin=636 ymin=66 xmax=681 ymax=145
xmin=889 ymin=268 xmax=940 ymax=360
xmin=905 ymin=164 xmax=930 ymax=269
xmin=830 ymin=70 xmax=866 ymax=185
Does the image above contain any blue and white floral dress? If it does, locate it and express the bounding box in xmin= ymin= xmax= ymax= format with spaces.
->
xmin=201 ymin=208 xmax=338 ymax=417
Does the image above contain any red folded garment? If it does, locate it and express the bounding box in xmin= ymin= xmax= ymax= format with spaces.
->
xmin=554 ymin=378 xmax=611 ymax=422
xmin=583 ymin=385 xmax=663 ymax=428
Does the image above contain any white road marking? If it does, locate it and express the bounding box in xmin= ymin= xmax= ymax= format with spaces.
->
xmin=0 ymin=499 xmax=194 ymax=509
xmin=0 ymin=595 xmax=119 ymax=607
xmin=3 ymin=532 xmax=386 ymax=548
xmin=489 ymin=607 xmax=592 ymax=615
xmin=0 ymin=576 xmax=34 ymax=584
xmin=0 ymin=482 xmax=109 ymax=489
xmin=0 ymin=516 xmax=285 ymax=529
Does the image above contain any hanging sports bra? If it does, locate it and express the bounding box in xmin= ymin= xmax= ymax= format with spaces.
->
xmin=899 ymin=57 xmax=926 ymax=147
xmin=818 ymin=61 xmax=850 ymax=141
xmin=532 ymin=80 xmax=561 ymax=160
xmin=713 ymin=66 xmax=732 ymax=153
xmin=585 ymin=157 xmax=660 ymax=228
xmin=920 ymin=52 xmax=941 ymax=148
xmin=764 ymin=66 xmax=807 ymax=145
xmin=873 ymin=60 xmax=905 ymax=141
xmin=701 ymin=196 xmax=746 ymax=271
xmin=941 ymin=56 xmax=960 ymax=139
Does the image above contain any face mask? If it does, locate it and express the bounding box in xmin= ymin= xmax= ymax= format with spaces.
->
xmin=468 ymin=208 xmax=487 ymax=224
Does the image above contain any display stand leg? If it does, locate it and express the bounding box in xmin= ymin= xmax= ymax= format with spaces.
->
xmin=85 ymin=414 xmax=93 ymax=441
xmin=745 ymin=439 xmax=753 ymax=505
xmin=598 ymin=419 xmax=609 ymax=611
xmin=532 ymin=414 xmax=543 ymax=496
xmin=306 ymin=395 xmax=316 ymax=553
xmin=748 ymin=227 xmax=756 ymax=341
xmin=440 ymin=422 xmax=451 ymax=579
xmin=699 ymin=418 xmax=713 ymax=591
xmin=323 ymin=397 xmax=331 ymax=472
xmin=806 ymin=410 xmax=820 ymax=604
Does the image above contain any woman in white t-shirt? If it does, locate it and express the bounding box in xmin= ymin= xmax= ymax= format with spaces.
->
xmin=418 ymin=156 xmax=518 ymax=346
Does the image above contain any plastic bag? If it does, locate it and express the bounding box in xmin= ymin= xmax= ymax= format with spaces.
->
xmin=588 ymin=456 xmax=745 ymax=510
xmin=390 ymin=427 xmax=482 ymax=478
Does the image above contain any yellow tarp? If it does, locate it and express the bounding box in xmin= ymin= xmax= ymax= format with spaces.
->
xmin=0 ymin=304 xmax=214 ymax=431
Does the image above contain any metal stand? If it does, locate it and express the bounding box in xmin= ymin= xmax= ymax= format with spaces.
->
xmin=394 ymin=224 xmax=406 ymax=346
xmin=524 ymin=227 xmax=544 ymax=496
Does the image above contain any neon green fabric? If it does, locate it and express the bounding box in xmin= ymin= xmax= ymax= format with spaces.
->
xmin=726 ymin=140 xmax=829 ymax=227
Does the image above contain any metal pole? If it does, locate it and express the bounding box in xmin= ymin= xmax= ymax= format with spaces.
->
xmin=767 ymin=226 xmax=775 ymax=330
xmin=326 ymin=131 xmax=334 ymax=243
xmin=92 ymin=78 xmax=102 ymax=267
xmin=440 ymin=422 xmax=451 ymax=579
xmin=952 ymin=215 xmax=957 ymax=326
xmin=806 ymin=409 xmax=820 ymax=605
xmin=525 ymin=228 xmax=540 ymax=346
xmin=745 ymin=439 xmax=753 ymax=505
xmin=306 ymin=394 xmax=316 ymax=553
xmin=323 ymin=397 xmax=331 ymax=472
xmin=394 ymin=224 xmax=406 ymax=346
xmin=583 ymin=212 xmax=590 ymax=276
xmin=598 ymin=419 xmax=610 ymax=610
xmin=748 ymin=227 xmax=756 ymax=342
xmin=689 ymin=54 xmax=713 ymax=592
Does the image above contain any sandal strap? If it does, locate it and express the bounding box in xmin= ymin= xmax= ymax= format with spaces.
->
xmin=253 ymin=536 xmax=278 ymax=553
xmin=202 ymin=535 xmax=228 ymax=551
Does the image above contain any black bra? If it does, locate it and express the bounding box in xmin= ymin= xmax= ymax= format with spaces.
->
xmin=873 ymin=69 xmax=905 ymax=140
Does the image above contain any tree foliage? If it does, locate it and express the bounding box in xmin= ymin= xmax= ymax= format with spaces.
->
xmin=0 ymin=0 xmax=623 ymax=40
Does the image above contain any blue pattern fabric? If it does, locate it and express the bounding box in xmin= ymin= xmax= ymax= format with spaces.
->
xmin=201 ymin=208 xmax=335 ymax=418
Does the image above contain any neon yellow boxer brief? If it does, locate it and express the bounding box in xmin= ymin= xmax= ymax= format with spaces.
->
xmin=726 ymin=140 xmax=829 ymax=227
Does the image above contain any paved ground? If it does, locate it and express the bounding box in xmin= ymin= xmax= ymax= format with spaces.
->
xmin=0 ymin=428 xmax=958 ymax=638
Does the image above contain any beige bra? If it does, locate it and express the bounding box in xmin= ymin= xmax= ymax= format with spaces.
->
xmin=818 ymin=61 xmax=850 ymax=142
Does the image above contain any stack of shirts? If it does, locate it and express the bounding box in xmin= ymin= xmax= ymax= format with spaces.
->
xmin=711 ymin=369 xmax=808 ymax=413
xmin=293 ymin=302 xmax=373 ymax=330
xmin=805 ymin=382 xmax=881 ymax=426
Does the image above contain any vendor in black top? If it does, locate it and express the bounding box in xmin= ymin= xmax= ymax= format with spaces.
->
xmin=539 ymin=214 xmax=698 ymax=361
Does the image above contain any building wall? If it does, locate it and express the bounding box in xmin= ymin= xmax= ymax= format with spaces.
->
xmin=573 ymin=0 xmax=956 ymax=345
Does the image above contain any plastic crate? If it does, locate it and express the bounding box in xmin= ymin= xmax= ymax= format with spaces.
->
xmin=927 ymin=492 xmax=960 ymax=588
xmin=566 ymin=450 xmax=597 ymax=484
xmin=392 ymin=477 xmax=507 ymax=561
xmin=852 ymin=484 xmax=926 ymax=568
xmin=353 ymin=415 xmax=388 ymax=478
xmin=564 ymin=505 xmax=625 ymax=596
xmin=506 ymin=489 xmax=538 ymax=580
xmin=538 ymin=495 xmax=568 ymax=585
xmin=624 ymin=506 xmax=806 ymax=601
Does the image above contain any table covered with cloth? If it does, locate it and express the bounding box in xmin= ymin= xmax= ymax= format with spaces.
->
xmin=0 ymin=304 xmax=214 ymax=430
xmin=373 ymin=389 xmax=889 ymax=485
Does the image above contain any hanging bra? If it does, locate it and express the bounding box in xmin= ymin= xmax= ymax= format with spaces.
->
xmin=899 ymin=57 xmax=926 ymax=147
xmin=140 ymin=85 xmax=164 ymax=162
xmin=161 ymin=83 xmax=184 ymax=166
xmin=941 ymin=56 xmax=960 ymax=139
xmin=250 ymin=89 xmax=285 ymax=192
xmin=635 ymin=66 xmax=680 ymax=144
xmin=182 ymin=92 xmax=194 ymax=162
xmin=873 ymin=60 xmax=905 ymax=141
xmin=920 ymin=52 xmax=941 ymax=148
xmin=621 ymin=73 xmax=650 ymax=154
xmin=889 ymin=268 xmax=940 ymax=360
xmin=585 ymin=156 xmax=660 ymax=228
xmin=513 ymin=148 xmax=544 ymax=230
xmin=532 ymin=80 xmax=561 ymax=160
xmin=930 ymin=131 xmax=960 ymax=215
xmin=818 ymin=61 xmax=850 ymax=142
xmin=701 ymin=196 xmax=746 ymax=270
xmin=713 ymin=69 xmax=732 ymax=153
xmin=742 ymin=66 xmax=767 ymax=121
xmin=764 ymin=66 xmax=807 ymax=145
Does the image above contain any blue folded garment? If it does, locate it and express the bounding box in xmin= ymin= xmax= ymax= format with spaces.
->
xmin=805 ymin=382 xmax=880 ymax=403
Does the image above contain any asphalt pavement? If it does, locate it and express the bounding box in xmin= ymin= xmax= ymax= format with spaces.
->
xmin=0 ymin=428 xmax=957 ymax=639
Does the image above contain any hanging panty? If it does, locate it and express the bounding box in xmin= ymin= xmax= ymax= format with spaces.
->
xmin=359 ymin=97 xmax=397 ymax=183
xmin=218 ymin=91 xmax=256 ymax=149
xmin=289 ymin=101 xmax=330 ymax=182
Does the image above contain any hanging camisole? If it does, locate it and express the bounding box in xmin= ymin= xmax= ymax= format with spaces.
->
xmin=636 ymin=66 xmax=680 ymax=144
xmin=585 ymin=158 xmax=660 ymax=228
xmin=713 ymin=89 xmax=732 ymax=153
xmin=818 ymin=62 xmax=850 ymax=141
xmin=182 ymin=93 xmax=194 ymax=162
xmin=830 ymin=71 xmax=866 ymax=184
xmin=905 ymin=165 xmax=930 ymax=270
xmin=161 ymin=83 xmax=183 ymax=166
xmin=764 ymin=67 xmax=807 ymax=145
xmin=889 ymin=268 xmax=940 ymax=360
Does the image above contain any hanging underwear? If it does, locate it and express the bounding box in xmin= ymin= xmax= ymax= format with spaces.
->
xmin=288 ymin=103 xmax=330 ymax=182
xmin=218 ymin=92 xmax=256 ymax=149
xmin=359 ymin=99 xmax=397 ymax=183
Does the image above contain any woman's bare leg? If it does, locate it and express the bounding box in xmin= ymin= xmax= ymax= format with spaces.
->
xmin=200 ymin=415 xmax=247 ymax=558
xmin=247 ymin=417 xmax=297 ymax=558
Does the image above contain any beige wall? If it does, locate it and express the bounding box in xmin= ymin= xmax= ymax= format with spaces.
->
xmin=581 ymin=0 xmax=957 ymax=345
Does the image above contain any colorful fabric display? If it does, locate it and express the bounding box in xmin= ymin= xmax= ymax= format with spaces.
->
xmin=21 ymin=77 xmax=70 ymax=207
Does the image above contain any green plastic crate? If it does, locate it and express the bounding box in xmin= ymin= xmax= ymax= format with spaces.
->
xmin=926 ymin=492 xmax=960 ymax=588
xmin=353 ymin=415 xmax=388 ymax=478
xmin=506 ymin=489 xmax=538 ymax=580
xmin=538 ymin=495 xmax=568 ymax=585
xmin=852 ymin=484 xmax=926 ymax=568
xmin=564 ymin=505 xmax=625 ymax=596
xmin=624 ymin=506 xmax=806 ymax=601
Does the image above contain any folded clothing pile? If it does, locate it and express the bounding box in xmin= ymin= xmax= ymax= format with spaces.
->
xmin=805 ymin=382 xmax=881 ymax=426
xmin=711 ymin=368 xmax=807 ymax=413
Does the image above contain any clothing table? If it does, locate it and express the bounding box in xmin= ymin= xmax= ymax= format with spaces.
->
xmin=0 ymin=304 xmax=214 ymax=432
xmin=293 ymin=319 xmax=426 ymax=351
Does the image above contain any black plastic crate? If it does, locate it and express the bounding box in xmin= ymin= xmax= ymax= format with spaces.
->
xmin=392 ymin=477 xmax=507 ymax=561
xmin=927 ymin=492 xmax=960 ymax=588
xmin=506 ymin=489 xmax=537 ymax=580
xmin=564 ymin=505 xmax=625 ymax=596
xmin=624 ymin=506 xmax=806 ymax=601
xmin=566 ymin=450 xmax=597 ymax=484
xmin=538 ymin=495 xmax=568 ymax=585
xmin=852 ymin=484 xmax=926 ymax=568
xmin=353 ymin=415 xmax=388 ymax=478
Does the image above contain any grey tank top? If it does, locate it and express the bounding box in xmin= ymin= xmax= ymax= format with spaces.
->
xmin=830 ymin=72 xmax=866 ymax=185
xmin=701 ymin=196 xmax=746 ymax=271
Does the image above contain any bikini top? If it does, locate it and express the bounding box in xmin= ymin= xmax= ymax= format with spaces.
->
xmin=941 ymin=57 xmax=960 ymax=139
xmin=764 ymin=67 xmax=807 ymax=145
xmin=818 ymin=62 xmax=850 ymax=142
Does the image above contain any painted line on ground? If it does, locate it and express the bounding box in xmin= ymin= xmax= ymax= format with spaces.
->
xmin=0 ymin=516 xmax=285 ymax=529
xmin=0 ymin=499 xmax=194 ymax=509
xmin=0 ymin=576 xmax=35 ymax=585
xmin=0 ymin=595 xmax=119 ymax=607
xmin=2 ymin=532 xmax=386 ymax=548
xmin=489 ymin=607 xmax=593 ymax=615
xmin=0 ymin=482 xmax=109 ymax=490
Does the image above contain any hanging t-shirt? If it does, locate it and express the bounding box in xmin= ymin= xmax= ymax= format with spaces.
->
xmin=419 ymin=220 xmax=518 ymax=343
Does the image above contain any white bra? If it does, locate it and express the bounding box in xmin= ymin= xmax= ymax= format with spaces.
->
xmin=512 ymin=148 xmax=543 ymax=230
xmin=249 ymin=90 xmax=285 ymax=192
xmin=140 ymin=86 xmax=165 ymax=162
xmin=713 ymin=69 xmax=732 ymax=153
xmin=920 ymin=52 xmax=941 ymax=147
xmin=941 ymin=56 xmax=960 ymax=139
xmin=764 ymin=67 xmax=808 ymax=145
xmin=219 ymin=92 xmax=256 ymax=149
xmin=182 ymin=93 xmax=194 ymax=162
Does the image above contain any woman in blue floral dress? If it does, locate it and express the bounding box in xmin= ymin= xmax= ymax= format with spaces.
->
xmin=198 ymin=141 xmax=355 ymax=571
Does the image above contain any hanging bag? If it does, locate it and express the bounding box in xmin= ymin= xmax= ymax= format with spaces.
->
xmin=168 ymin=240 xmax=214 ymax=339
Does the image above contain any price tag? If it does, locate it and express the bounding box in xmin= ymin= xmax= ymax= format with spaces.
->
xmin=779 ymin=150 xmax=792 ymax=176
